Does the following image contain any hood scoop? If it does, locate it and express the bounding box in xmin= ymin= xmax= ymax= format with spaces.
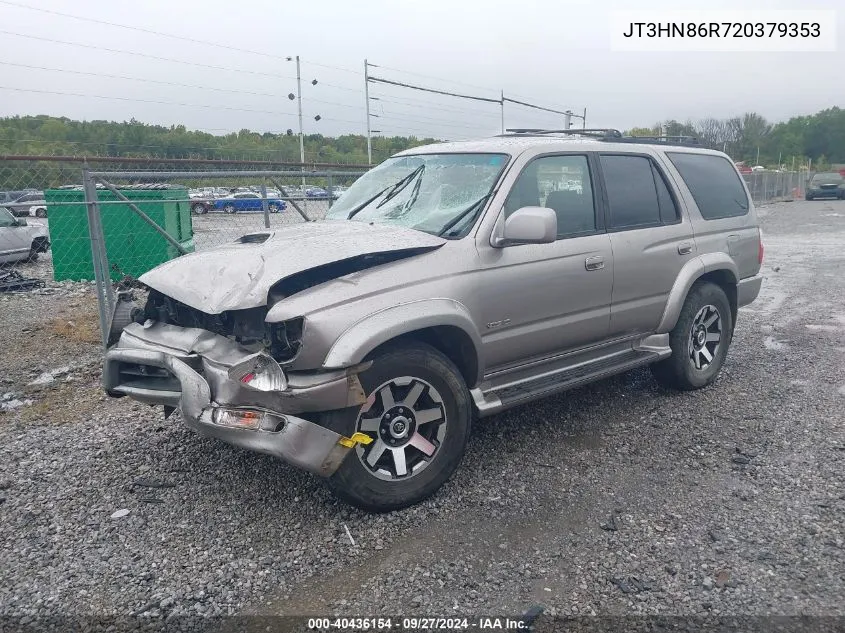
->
xmin=237 ymin=232 xmax=272 ymax=244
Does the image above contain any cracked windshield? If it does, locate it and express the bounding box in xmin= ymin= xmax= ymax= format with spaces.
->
xmin=326 ymin=153 xmax=508 ymax=236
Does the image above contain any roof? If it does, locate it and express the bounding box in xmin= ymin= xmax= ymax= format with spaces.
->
xmin=394 ymin=134 xmax=727 ymax=158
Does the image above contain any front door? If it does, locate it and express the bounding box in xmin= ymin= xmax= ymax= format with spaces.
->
xmin=475 ymin=153 xmax=613 ymax=371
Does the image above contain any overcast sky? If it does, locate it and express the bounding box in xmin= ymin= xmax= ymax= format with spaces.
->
xmin=0 ymin=0 xmax=842 ymax=141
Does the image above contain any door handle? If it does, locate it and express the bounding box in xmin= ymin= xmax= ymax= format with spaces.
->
xmin=677 ymin=241 xmax=693 ymax=255
xmin=585 ymin=255 xmax=604 ymax=271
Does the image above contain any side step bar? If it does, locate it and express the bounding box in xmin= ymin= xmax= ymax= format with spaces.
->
xmin=472 ymin=345 xmax=669 ymax=418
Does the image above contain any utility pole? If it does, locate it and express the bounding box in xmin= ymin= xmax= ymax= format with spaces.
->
xmin=582 ymin=107 xmax=586 ymax=129
xmin=500 ymin=90 xmax=505 ymax=134
xmin=564 ymin=110 xmax=572 ymax=130
xmin=364 ymin=59 xmax=372 ymax=165
xmin=755 ymin=146 xmax=760 ymax=166
xmin=292 ymin=55 xmax=306 ymax=190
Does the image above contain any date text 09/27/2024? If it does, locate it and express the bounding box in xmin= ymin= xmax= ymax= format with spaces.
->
xmin=307 ymin=617 xmax=531 ymax=630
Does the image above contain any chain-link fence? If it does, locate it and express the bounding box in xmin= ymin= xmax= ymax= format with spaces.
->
xmin=741 ymin=170 xmax=808 ymax=205
xmin=0 ymin=156 xmax=366 ymax=345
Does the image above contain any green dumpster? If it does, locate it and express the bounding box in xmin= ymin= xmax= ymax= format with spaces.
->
xmin=44 ymin=184 xmax=194 ymax=281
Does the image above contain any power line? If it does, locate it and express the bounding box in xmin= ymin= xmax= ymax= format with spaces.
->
xmin=368 ymin=62 xmax=499 ymax=97
xmin=370 ymin=94 xmax=501 ymax=118
xmin=0 ymin=0 xmax=287 ymax=61
xmin=369 ymin=61 xmax=581 ymax=114
xmin=0 ymin=1 xmax=367 ymax=82
xmin=503 ymin=96 xmax=571 ymax=116
xmin=0 ymin=30 xmax=297 ymax=80
xmin=0 ymin=61 xmax=281 ymax=98
xmin=368 ymin=76 xmax=501 ymax=105
xmin=0 ymin=85 xmax=296 ymax=116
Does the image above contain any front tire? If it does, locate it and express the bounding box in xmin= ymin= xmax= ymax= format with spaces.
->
xmin=319 ymin=342 xmax=471 ymax=512
xmin=268 ymin=203 xmax=280 ymax=213
xmin=35 ymin=208 xmax=47 ymax=218
xmin=651 ymin=281 xmax=733 ymax=391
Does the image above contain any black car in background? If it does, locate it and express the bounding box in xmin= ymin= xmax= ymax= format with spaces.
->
xmin=806 ymin=172 xmax=845 ymax=200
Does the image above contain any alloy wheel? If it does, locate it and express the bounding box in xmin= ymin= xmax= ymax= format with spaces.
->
xmin=355 ymin=376 xmax=447 ymax=481
xmin=688 ymin=304 xmax=722 ymax=370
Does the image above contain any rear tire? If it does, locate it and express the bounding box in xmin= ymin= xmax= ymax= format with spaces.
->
xmin=319 ymin=342 xmax=471 ymax=512
xmin=651 ymin=281 xmax=733 ymax=391
xmin=268 ymin=203 xmax=280 ymax=213
xmin=223 ymin=204 xmax=236 ymax=214
xmin=26 ymin=245 xmax=39 ymax=263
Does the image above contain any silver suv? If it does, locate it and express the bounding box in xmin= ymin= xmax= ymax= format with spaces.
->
xmin=103 ymin=129 xmax=764 ymax=511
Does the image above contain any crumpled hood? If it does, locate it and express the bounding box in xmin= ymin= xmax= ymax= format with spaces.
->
xmin=139 ymin=220 xmax=445 ymax=313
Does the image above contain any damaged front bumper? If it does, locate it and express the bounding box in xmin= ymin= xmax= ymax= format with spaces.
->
xmin=103 ymin=322 xmax=370 ymax=476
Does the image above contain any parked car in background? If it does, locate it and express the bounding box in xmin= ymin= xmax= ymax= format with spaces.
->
xmin=189 ymin=189 xmax=215 ymax=215
xmin=104 ymin=130 xmax=763 ymax=511
xmin=8 ymin=192 xmax=47 ymax=218
xmin=212 ymin=192 xmax=287 ymax=214
xmin=0 ymin=207 xmax=50 ymax=263
xmin=0 ymin=189 xmax=39 ymax=206
xmin=805 ymin=172 xmax=845 ymax=200
xmin=305 ymin=187 xmax=330 ymax=199
xmin=735 ymin=162 xmax=752 ymax=174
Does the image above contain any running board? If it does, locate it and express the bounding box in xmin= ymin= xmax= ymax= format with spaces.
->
xmin=472 ymin=345 xmax=668 ymax=417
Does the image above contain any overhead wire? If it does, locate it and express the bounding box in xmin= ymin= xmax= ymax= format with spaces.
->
xmin=0 ymin=61 xmax=281 ymax=98
xmin=0 ymin=30 xmax=296 ymax=79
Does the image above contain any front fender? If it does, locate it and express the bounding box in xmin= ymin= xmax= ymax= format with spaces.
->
xmin=322 ymin=298 xmax=483 ymax=384
xmin=656 ymin=253 xmax=739 ymax=333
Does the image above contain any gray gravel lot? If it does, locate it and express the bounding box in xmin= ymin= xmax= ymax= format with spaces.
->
xmin=0 ymin=199 xmax=843 ymax=629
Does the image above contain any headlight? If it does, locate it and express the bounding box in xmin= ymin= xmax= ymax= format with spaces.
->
xmin=228 ymin=353 xmax=287 ymax=392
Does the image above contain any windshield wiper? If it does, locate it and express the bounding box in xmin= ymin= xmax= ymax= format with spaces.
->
xmin=436 ymin=190 xmax=496 ymax=238
xmin=346 ymin=164 xmax=425 ymax=220
xmin=375 ymin=164 xmax=425 ymax=209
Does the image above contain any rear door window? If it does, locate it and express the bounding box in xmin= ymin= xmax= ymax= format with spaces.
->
xmin=667 ymin=152 xmax=749 ymax=220
xmin=600 ymin=155 xmax=661 ymax=230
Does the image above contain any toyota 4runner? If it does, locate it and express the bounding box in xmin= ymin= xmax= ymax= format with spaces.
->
xmin=103 ymin=129 xmax=764 ymax=512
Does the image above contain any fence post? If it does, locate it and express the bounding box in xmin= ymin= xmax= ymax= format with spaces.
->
xmin=82 ymin=166 xmax=114 ymax=350
xmin=259 ymin=183 xmax=271 ymax=229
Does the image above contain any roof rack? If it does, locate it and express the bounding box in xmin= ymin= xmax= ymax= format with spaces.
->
xmin=502 ymin=128 xmax=623 ymax=138
xmin=498 ymin=128 xmax=702 ymax=147
xmin=612 ymin=135 xmax=701 ymax=147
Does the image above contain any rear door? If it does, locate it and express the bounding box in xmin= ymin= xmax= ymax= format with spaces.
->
xmin=597 ymin=152 xmax=695 ymax=338
xmin=664 ymin=151 xmax=758 ymax=280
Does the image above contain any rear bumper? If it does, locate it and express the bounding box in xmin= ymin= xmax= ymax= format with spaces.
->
xmin=102 ymin=322 xmax=369 ymax=476
xmin=737 ymin=273 xmax=763 ymax=308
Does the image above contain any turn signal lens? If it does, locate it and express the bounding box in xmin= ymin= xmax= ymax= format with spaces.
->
xmin=212 ymin=408 xmax=262 ymax=430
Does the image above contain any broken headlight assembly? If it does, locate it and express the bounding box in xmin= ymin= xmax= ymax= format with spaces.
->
xmin=268 ymin=317 xmax=304 ymax=362
xmin=227 ymin=354 xmax=287 ymax=392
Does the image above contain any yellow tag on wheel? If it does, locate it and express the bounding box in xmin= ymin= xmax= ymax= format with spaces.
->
xmin=337 ymin=432 xmax=374 ymax=448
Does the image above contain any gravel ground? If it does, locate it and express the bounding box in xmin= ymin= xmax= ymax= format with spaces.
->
xmin=0 ymin=199 xmax=843 ymax=631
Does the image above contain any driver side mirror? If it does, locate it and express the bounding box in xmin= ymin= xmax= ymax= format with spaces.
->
xmin=492 ymin=206 xmax=556 ymax=247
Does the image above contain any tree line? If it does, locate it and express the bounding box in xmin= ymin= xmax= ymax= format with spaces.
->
xmin=627 ymin=106 xmax=844 ymax=169
xmin=0 ymin=106 xmax=842 ymax=170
